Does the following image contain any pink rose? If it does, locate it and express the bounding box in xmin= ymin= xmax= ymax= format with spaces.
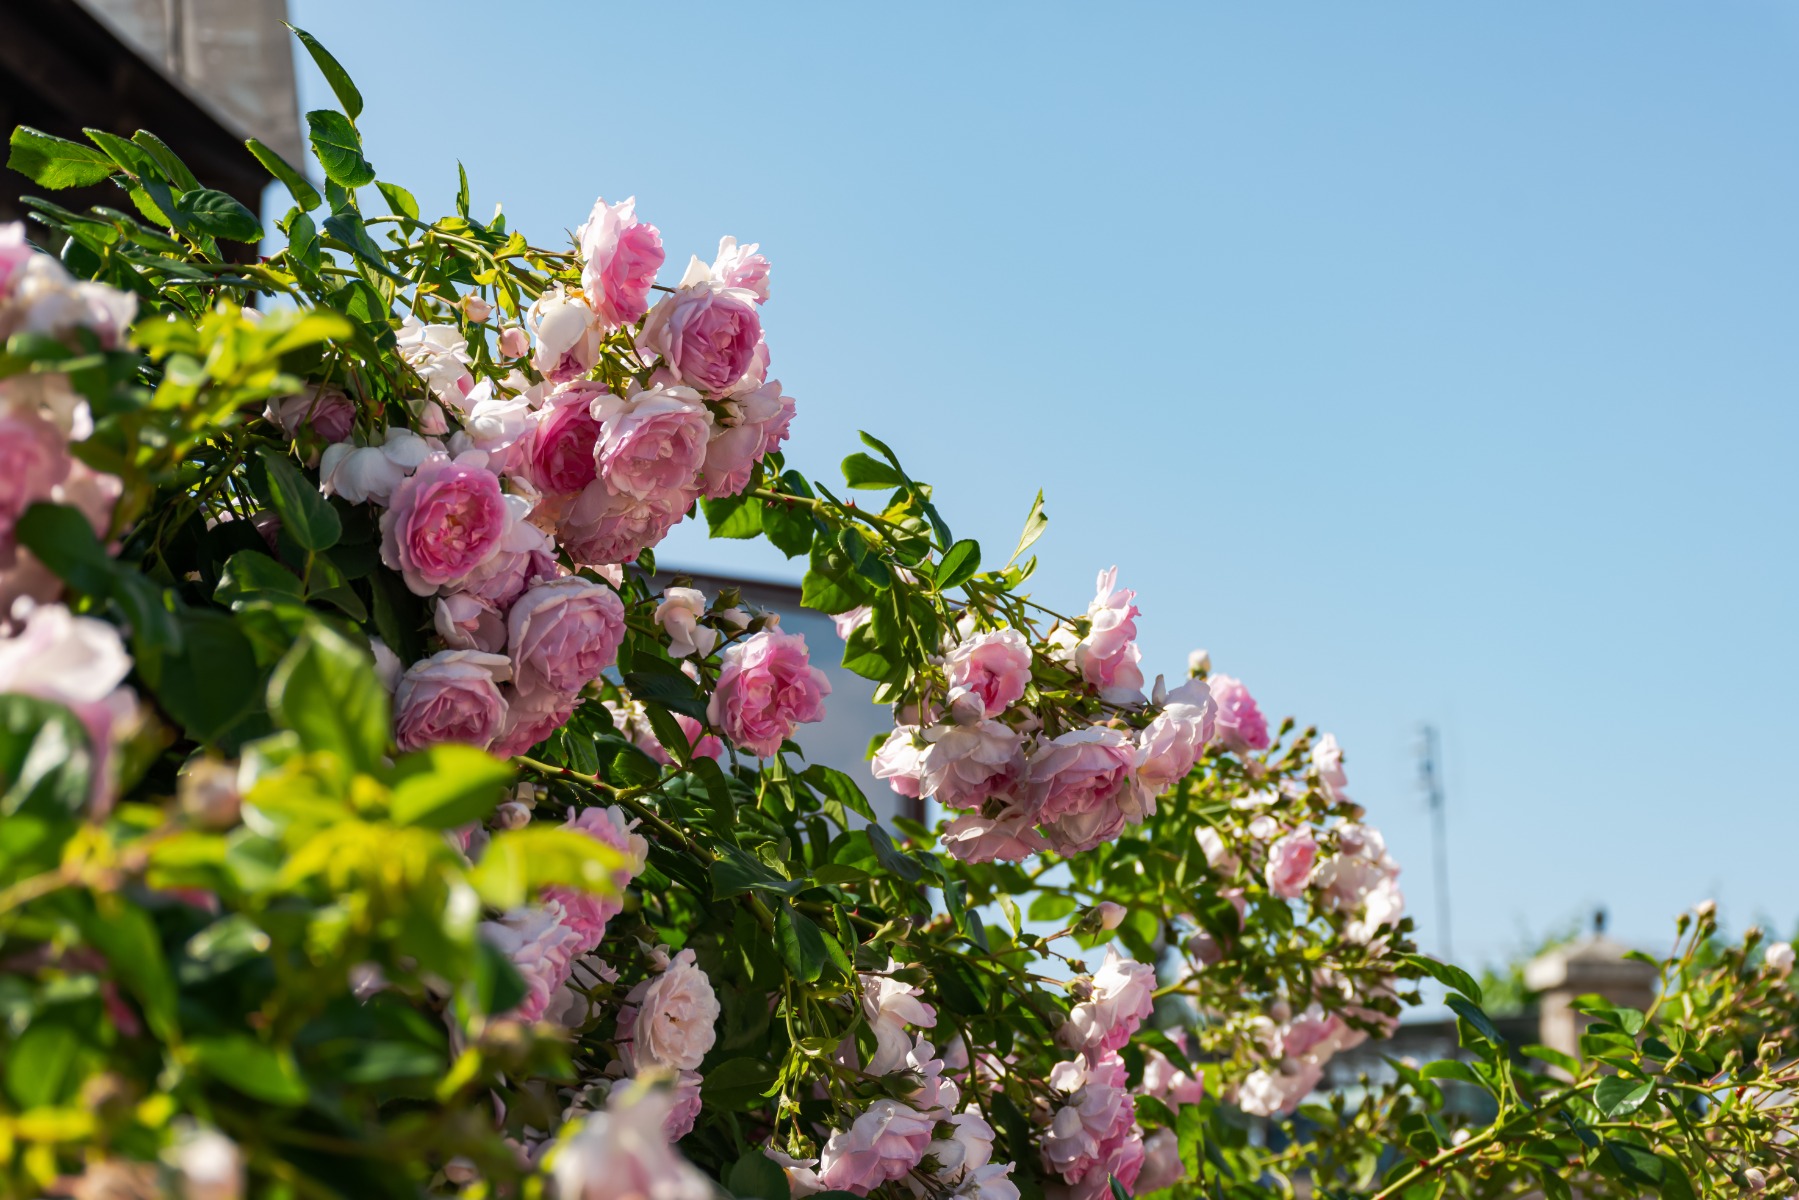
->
xmin=1236 ymin=1063 xmax=1324 ymax=1118
xmin=1313 ymin=732 xmax=1349 ymax=802
xmin=1141 ymin=1047 xmax=1205 ymax=1109
xmin=0 ymin=409 xmax=71 ymax=567
xmin=580 ymin=196 xmax=665 ymax=329
xmin=396 ymin=316 xmax=474 ymax=409
xmin=0 ymin=223 xmax=33 ymax=298
xmin=707 ymin=628 xmax=831 ymax=758
xmin=498 ymin=325 xmax=530 ymax=359
xmin=1265 ymin=829 xmax=1318 ymax=899
xmin=557 ymin=481 xmax=689 ymax=567
xmin=1041 ymin=1052 xmax=1142 ymax=1200
xmin=545 ymin=805 xmax=648 ymax=953
xmin=641 ymin=713 xmax=723 ymax=765
xmin=522 ymin=380 xmax=608 ymax=495
xmin=1135 ymin=1129 xmax=1186 ymax=1194
xmin=655 ymin=587 xmax=718 ymax=659
xmin=1028 ymin=727 xmax=1138 ymax=856
xmin=871 ymin=726 xmax=926 ymax=799
xmin=392 ymin=649 xmax=511 ymax=752
xmin=861 ymin=968 xmax=938 ymax=1075
xmin=619 ymin=947 xmax=720 ymax=1072
xmin=920 ymin=718 xmax=1023 ymax=811
xmin=378 ymin=454 xmax=509 ymax=596
xmin=1056 ymin=567 xmax=1145 ymax=704
xmin=594 ymin=385 xmax=711 ymax=502
xmin=1133 ymin=698 xmax=1215 ymax=800
xmin=1208 ymin=674 xmax=1269 ymax=753
xmin=699 ymin=380 xmax=793 ymax=499
xmin=1058 ymin=947 xmax=1155 ymax=1055
xmin=708 ymin=236 xmax=770 ymax=303
xmin=639 ymin=282 xmax=762 ymax=396
xmin=265 ymin=386 xmax=355 ymax=444
xmin=817 ymin=1101 xmax=935 ymax=1195
xmin=551 ymin=1085 xmax=713 ymax=1200
xmin=527 ymin=285 xmax=604 ymax=383
xmin=939 ymin=805 xmax=1049 ymax=864
xmin=488 ymin=687 xmax=577 ymax=759
xmin=480 ymin=903 xmax=582 ymax=1022
xmin=943 ymin=629 xmax=1031 ymax=718
xmin=434 ymin=592 xmax=505 ymax=653
xmin=0 ymin=603 xmax=136 ymax=810
xmin=455 ymin=523 xmax=560 ymax=609
xmin=507 ymin=577 xmax=626 ymax=699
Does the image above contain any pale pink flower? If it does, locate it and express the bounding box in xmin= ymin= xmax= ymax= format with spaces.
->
xmin=639 ymin=278 xmax=762 ymax=396
xmin=921 ymin=718 xmax=1023 ymax=811
xmin=0 ymin=603 xmax=136 ymax=808
xmin=593 ymin=385 xmax=711 ymax=502
xmin=480 ymin=903 xmax=582 ymax=1022
xmin=1058 ymin=947 xmax=1155 ymax=1055
xmin=832 ymin=606 xmax=873 ymax=640
xmin=930 ymin=1111 xmax=995 ymax=1180
xmin=392 ymin=649 xmax=511 ymax=752
xmin=528 ymin=285 xmax=604 ymax=383
xmin=545 ymin=805 xmax=648 ymax=953
xmin=507 ymin=577 xmax=626 ymax=699
xmin=0 ymin=409 xmax=71 ymax=567
xmin=1312 ymin=733 xmax=1349 ymax=801
xmin=498 ymin=325 xmax=530 ymax=358
xmin=707 ymin=628 xmax=830 ymax=758
xmin=265 ymin=386 xmax=354 ymax=443
xmin=940 ymin=806 xmax=1050 ymax=864
xmin=708 ymin=236 xmax=770 ymax=303
xmin=860 ymin=967 xmax=937 ymax=1075
xmin=1265 ymin=829 xmax=1318 ymax=899
xmin=558 ymin=481 xmax=689 ymax=567
xmin=609 ymin=1071 xmax=704 ymax=1142
xmin=1052 ymin=568 xmax=1144 ymax=703
xmin=1135 ymin=1128 xmax=1186 ymax=1194
xmin=1207 ymin=674 xmax=1269 ymax=753
xmin=0 ymin=222 xmax=33 ymax=297
xmin=169 ymin=1126 xmax=243 ymax=1200
xmin=456 ymin=523 xmax=560 ymax=609
xmin=488 ymin=687 xmax=577 ymax=759
xmin=1041 ymin=1052 xmax=1142 ymax=1199
xmin=816 ymin=1100 xmax=935 ymax=1195
xmin=1135 ymin=698 xmax=1215 ymax=799
xmin=1141 ymin=1047 xmax=1205 ymax=1108
xmin=580 ymin=197 xmax=665 ymax=329
xmin=640 ymin=713 xmax=723 ymax=765
xmin=765 ymin=1150 xmax=825 ymax=1198
xmin=620 ymin=947 xmax=720 ymax=1072
xmin=654 ymin=587 xmax=717 ymax=659
xmin=460 ymin=293 xmax=493 ymax=323
xmin=699 ymin=380 xmax=793 ymax=499
xmin=1235 ymin=1063 xmax=1323 ymax=1118
xmin=550 ymin=1083 xmax=714 ymax=1200
xmin=943 ymin=629 xmax=1031 ymax=718
xmin=434 ymin=592 xmax=505 ymax=653
xmin=1766 ymin=942 xmax=1795 ymax=976
xmin=1029 ymin=727 xmax=1138 ymax=856
xmin=396 ymin=316 xmax=474 ymax=408
xmin=378 ymin=454 xmax=509 ymax=596
xmin=871 ymin=726 xmax=926 ymax=798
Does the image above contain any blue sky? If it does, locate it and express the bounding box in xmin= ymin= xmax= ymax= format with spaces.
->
xmin=285 ymin=1 xmax=1799 ymax=971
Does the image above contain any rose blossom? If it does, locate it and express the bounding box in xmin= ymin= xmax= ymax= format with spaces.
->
xmin=557 ymin=482 xmax=689 ymax=567
xmin=1766 ymin=942 xmax=1795 ymax=976
xmin=396 ymin=316 xmax=474 ymax=408
xmin=378 ymin=454 xmax=509 ymax=595
xmin=0 ymin=603 xmax=137 ymax=807
xmin=434 ymin=592 xmax=505 ymax=653
xmin=699 ymin=379 xmax=793 ymax=499
xmin=456 ymin=520 xmax=560 ymax=609
xmin=930 ymin=1112 xmax=995 ymax=1181
xmin=765 ymin=1150 xmax=825 ymax=1198
xmin=593 ymin=385 xmax=711 ymax=502
xmin=392 ymin=650 xmax=511 ymax=751
xmin=550 ymin=1083 xmax=713 ymax=1200
xmin=921 ymin=719 xmax=1023 ymax=810
xmin=871 ymin=726 xmax=926 ymax=798
xmin=0 ymin=409 xmax=71 ymax=566
xmin=265 ymin=386 xmax=354 ymax=444
xmin=1235 ymin=1063 xmax=1323 ymax=1118
xmin=580 ymin=196 xmax=665 ymax=328
xmin=707 ymin=628 xmax=830 ymax=758
xmin=1028 ymin=727 xmax=1138 ymax=856
xmin=608 ymin=1071 xmax=704 ymax=1142
xmin=943 ymin=629 xmax=1031 ymax=718
xmin=479 ymin=903 xmax=582 ymax=1022
xmin=1265 ymin=829 xmax=1318 ymax=899
xmin=653 ymin=587 xmax=717 ymax=659
xmin=832 ymin=605 xmax=872 ymax=641
xmin=507 ymin=577 xmax=626 ymax=699
xmin=939 ymin=805 xmax=1050 ymax=864
xmin=528 ymin=284 xmax=604 ymax=384
xmin=861 ymin=967 xmax=938 ymax=1075
xmin=1051 ymin=568 xmax=1145 ymax=704
xmin=638 ymin=268 xmax=762 ymax=395
xmin=1058 ymin=947 xmax=1155 ymax=1054
xmin=489 ymin=687 xmax=577 ymax=759
xmin=1207 ymin=674 xmax=1269 ymax=753
xmin=817 ymin=1100 xmax=935 ymax=1195
xmin=1313 ymin=732 xmax=1349 ymax=801
xmin=1135 ymin=1129 xmax=1186 ymax=1194
xmin=1141 ymin=1046 xmax=1205 ymax=1109
xmin=544 ymin=805 xmax=648 ymax=953
xmin=498 ymin=325 xmax=530 ymax=358
xmin=522 ymin=380 xmax=608 ymax=495
xmin=620 ymin=947 xmax=720 ymax=1072
xmin=1041 ymin=1051 xmax=1142 ymax=1200
xmin=1133 ymin=697 xmax=1216 ymax=803
xmin=708 ymin=236 xmax=770 ymax=302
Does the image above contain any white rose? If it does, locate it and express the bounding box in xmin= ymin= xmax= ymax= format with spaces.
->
xmin=624 ymin=948 xmax=720 ymax=1072
xmin=319 ymin=442 xmax=405 ymax=506
xmin=655 ymin=588 xmax=717 ymax=659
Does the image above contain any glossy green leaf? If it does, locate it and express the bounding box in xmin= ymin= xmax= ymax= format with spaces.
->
xmin=389 ymin=744 xmax=513 ymax=828
xmin=306 ymin=110 xmax=375 ymax=188
xmin=1403 ymin=953 xmax=1483 ymax=1005
xmin=776 ymin=902 xmax=829 ymax=982
xmin=246 ymin=137 xmax=321 ymax=210
xmin=191 ymin=1035 xmax=308 ymax=1105
xmin=0 ymin=694 xmax=93 ymax=817
xmin=1008 ymin=489 xmax=1048 ymax=567
xmin=936 ymin=539 xmax=982 ymax=590
xmin=8 ymin=126 xmax=116 ymax=189
xmin=267 ymin=625 xmax=389 ymax=769
xmin=841 ymin=452 xmax=903 ymax=490
xmin=1594 ymin=1074 xmax=1654 ymax=1117
xmin=258 ymin=448 xmax=341 ymax=551
xmin=287 ymin=25 xmax=365 ymax=119
xmin=176 ymin=188 xmax=261 ymax=242
xmin=727 ymin=1148 xmax=793 ymax=1200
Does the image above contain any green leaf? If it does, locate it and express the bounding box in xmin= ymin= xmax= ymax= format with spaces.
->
xmin=0 ymin=694 xmax=93 ymax=817
xmin=1008 ymin=489 xmax=1048 ymax=567
xmin=456 ymin=162 xmax=471 ymax=219
xmin=287 ymin=25 xmax=365 ymax=120
xmin=776 ymin=902 xmax=829 ymax=982
xmin=267 ymin=625 xmax=389 ymax=770
xmin=936 ymin=539 xmax=982 ymax=590
xmin=621 ymin=670 xmax=708 ymax=723
xmin=5 ymin=1022 xmax=81 ymax=1107
xmin=701 ymin=1057 xmax=778 ymax=1110
xmin=727 ymin=1150 xmax=793 ymax=1200
xmin=306 ymin=110 xmax=375 ymax=188
xmin=8 ymin=126 xmax=116 ymax=189
xmin=130 ymin=131 xmax=201 ymax=191
xmin=801 ymin=540 xmax=873 ymax=615
xmin=1175 ymin=1101 xmax=1205 ymax=1177
xmin=642 ymin=702 xmax=693 ymax=767
xmin=711 ymin=846 xmax=807 ymax=900
xmin=1444 ymin=994 xmax=1505 ymax=1048
xmin=761 ymin=498 xmax=817 ymax=558
xmin=389 ymin=744 xmax=513 ymax=828
xmin=1657 ymin=1159 xmax=1698 ymax=1200
xmin=214 ymin=550 xmax=303 ymax=609
xmin=1594 ymin=1075 xmax=1654 ymax=1118
xmin=1108 ymin=1176 xmax=1131 ymax=1200
xmin=866 ymin=823 xmax=925 ymax=884
xmin=153 ymin=610 xmax=260 ymax=745
xmin=1602 ymin=1140 xmax=1664 ymax=1185
xmin=322 ymin=209 xmax=400 ymax=278
xmin=190 ymin=1035 xmax=308 ymax=1105
xmin=257 ymin=448 xmax=341 ymax=551
xmin=246 ymin=137 xmax=321 ymax=210
xmin=1420 ymin=1059 xmax=1483 ymax=1086
xmin=287 ymin=209 xmax=320 ymax=268
xmin=1403 ymin=953 xmax=1483 ymax=1005
xmin=376 ymin=181 xmax=419 ymax=221
xmin=802 ymin=764 xmax=877 ymax=823
xmin=177 ymin=188 xmax=261 ymax=242
xmin=703 ymin=492 xmax=764 ymax=539
xmin=470 ymin=826 xmax=625 ymax=910
xmin=841 ymin=452 xmax=903 ymax=490
xmin=77 ymin=902 xmax=178 ymax=1042
xmin=1522 ymin=1043 xmax=1581 ymax=1076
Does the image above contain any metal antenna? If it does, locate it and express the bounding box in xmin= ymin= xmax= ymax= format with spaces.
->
xmin=1418 ymin=724 xmax=1453 ymax=962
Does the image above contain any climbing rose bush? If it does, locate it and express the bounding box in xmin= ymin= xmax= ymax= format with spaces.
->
xmin=0 ymin=28 xmax=1794 ymax=1200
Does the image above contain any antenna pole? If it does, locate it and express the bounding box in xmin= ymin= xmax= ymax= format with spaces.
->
xmin=1419 ymin=724 xmax=1453 ymax=962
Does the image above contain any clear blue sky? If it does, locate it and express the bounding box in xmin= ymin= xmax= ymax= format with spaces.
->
xmin=285 ymin=1 xmax=1799 ymax=971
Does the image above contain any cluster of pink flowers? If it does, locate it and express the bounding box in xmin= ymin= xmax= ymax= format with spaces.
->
xmin=1234 ymin=1000 xmax=1369 ymax=1117
xmin=874 ymin=571 xmax=1290 ymax=863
